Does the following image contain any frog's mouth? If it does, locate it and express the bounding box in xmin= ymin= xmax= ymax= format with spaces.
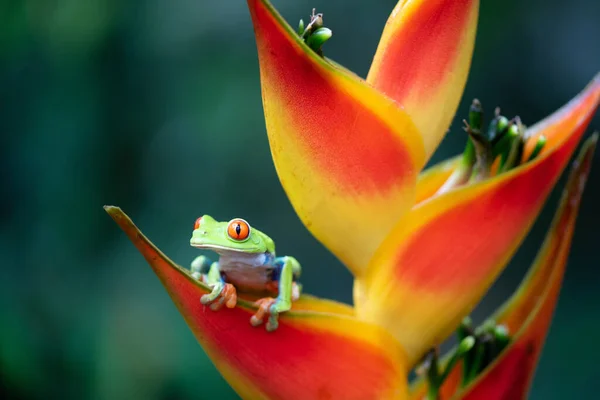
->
xmin=189 ymin=241 xmax=262 ymax=255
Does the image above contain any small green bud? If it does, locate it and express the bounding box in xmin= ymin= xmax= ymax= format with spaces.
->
xmin=306 ymin=27 xmax=332 ymax=54
xmin=499 ymin=119 xmax=525 ymax=172
xmin=458 ymin=319 xmax=513 ymax=388
xmin=488 ymin=114 xmax=510 ymax=144
xmin=458 ymin=336 xmax=476 ymax=355
xmin=493 ymin=120 xmax=520 ymax=160
xmin=497 ymin=115 xmax=509 ymax=134
xmin=507 ymin=122 xmax=520 ymax=138
xmin=494 ymin=324 xmax=511 ymax=351
xmin=297 ymin=19 xmax=305 ymax=35
xmin=469 ymin=99 xmax=483 ymax=134
xmin=527 ymin=135 xmax=547 ymax=162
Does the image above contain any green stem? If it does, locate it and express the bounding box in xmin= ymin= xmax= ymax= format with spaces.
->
xmin=439 ymin=336 xmax=475 ymax=384
xmin=465 ymin=338 xmax=486 ymax=384
xmin=423 ymin=349 xmax=440 ymax=400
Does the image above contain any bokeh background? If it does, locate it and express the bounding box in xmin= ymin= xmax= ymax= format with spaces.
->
xmin=1 ymin=0 xmax=599 ymax=399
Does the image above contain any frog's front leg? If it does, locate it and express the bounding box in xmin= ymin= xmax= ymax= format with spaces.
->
xmin=190 ymin=255 xmax=211 ymax=281
xmin=200 ymin=262 xmax=237 ymax=311
xmin=251 ymin=256 xmax=300 ymax=332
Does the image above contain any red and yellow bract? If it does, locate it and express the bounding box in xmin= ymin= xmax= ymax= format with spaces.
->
xmin=107 ymin=0 xmax=600 ymax=398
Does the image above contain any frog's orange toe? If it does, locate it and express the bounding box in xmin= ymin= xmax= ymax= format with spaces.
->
xmin=223 ymin=284 xmax=238 ymax=308
xmin=250 ymin=297 xmax=277 ymax=327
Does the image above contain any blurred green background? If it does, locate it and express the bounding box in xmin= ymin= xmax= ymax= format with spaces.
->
xmin=1 ymin=0 xmax=599 ymax=399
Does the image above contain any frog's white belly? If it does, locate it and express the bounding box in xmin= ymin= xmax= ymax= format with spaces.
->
xmin=219 ymin=253 xmax=273 ymax=292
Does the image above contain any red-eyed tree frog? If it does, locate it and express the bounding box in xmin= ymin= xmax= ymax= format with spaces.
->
xmin=189 ymin=215 xmax=302 ymax=332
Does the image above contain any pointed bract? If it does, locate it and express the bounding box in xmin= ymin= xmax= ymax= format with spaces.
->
xmin=354 ymin=76 xmax=600 ymax=365
xmin=247 ymin=0 xmax=426 ymax=276
xmin=524 ymin=72 xmax=600 ymax=160
xmin=457 ymin=134 xmax=597 ymax=400
xmin=368 ymin=0 xmax=479 ymax=160
xmin=409 ymin=135 xmax=597 ymax=399
xmin=105 ymin=206 xmax=410 ymax=400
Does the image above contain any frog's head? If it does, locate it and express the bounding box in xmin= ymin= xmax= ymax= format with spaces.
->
xmin=190 ymin=215 xmax=275 ymax=255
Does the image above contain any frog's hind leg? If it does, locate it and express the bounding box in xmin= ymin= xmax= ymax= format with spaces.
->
xmin=252 ymin=256 xmax=298 ymax=331
xmin=287 ymin=256 xmax=302 ymax=301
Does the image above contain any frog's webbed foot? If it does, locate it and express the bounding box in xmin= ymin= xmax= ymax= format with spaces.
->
xmin=251 ymin=297 xmax=278 ymax=331
xmin=201 ymin=283 xmax=237 ymax=311
xmin=251 ymin=297 xmax=291 ymax=332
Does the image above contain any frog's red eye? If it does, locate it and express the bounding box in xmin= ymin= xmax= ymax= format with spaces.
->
xmin=227 ymin=219 xmax=250 ymax=241
xmin=194 ymin=217 xmax=203 ymax=230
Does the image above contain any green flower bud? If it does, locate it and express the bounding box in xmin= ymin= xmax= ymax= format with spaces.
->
xmin=488 ymin=114 xmax=510 ymax=144
xmin=527 ymin=135 xmax=547 ymax=162
xmin=306 ymin=27 xmax=332 ymax=54
xmin=458 ymin=336 xmax=476 ymax=355
xmin=469 ymin=99 xmax=483 ymax=134
xmin=297 ymin=19 xmax=305 ymax=35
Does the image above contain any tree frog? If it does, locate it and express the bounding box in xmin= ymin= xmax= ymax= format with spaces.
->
xmin=189 ymin=215 xmax=302 ymax=331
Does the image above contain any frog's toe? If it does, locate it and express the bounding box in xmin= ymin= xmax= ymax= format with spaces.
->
xmin=265 ymin=320 xmax=279 ymax=332
xmin=200 ymin=293 xmax=215 ymax=305
xmin=291 ymin=282 xmax=301 ymax=301
xmin=221 ymin=283 xmax=237 ymax=308
xmin=210 ymin=297 xmax=226 ymax=311
xmin=266 ymin=311 xmax=279 ymax=332
xmin=251 ymin=297 xmax=278 ymax=330
xmin=250 ymin=314 xmax=262 ymax=327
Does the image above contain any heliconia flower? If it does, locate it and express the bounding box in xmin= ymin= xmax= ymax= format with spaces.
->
xmin=106 ymin=0 xmax=600 ymax=398
xmin=106 ymin=135 xmax=595 ymax=399
xmin=246 ymin=0 xmax=600 ymax=365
